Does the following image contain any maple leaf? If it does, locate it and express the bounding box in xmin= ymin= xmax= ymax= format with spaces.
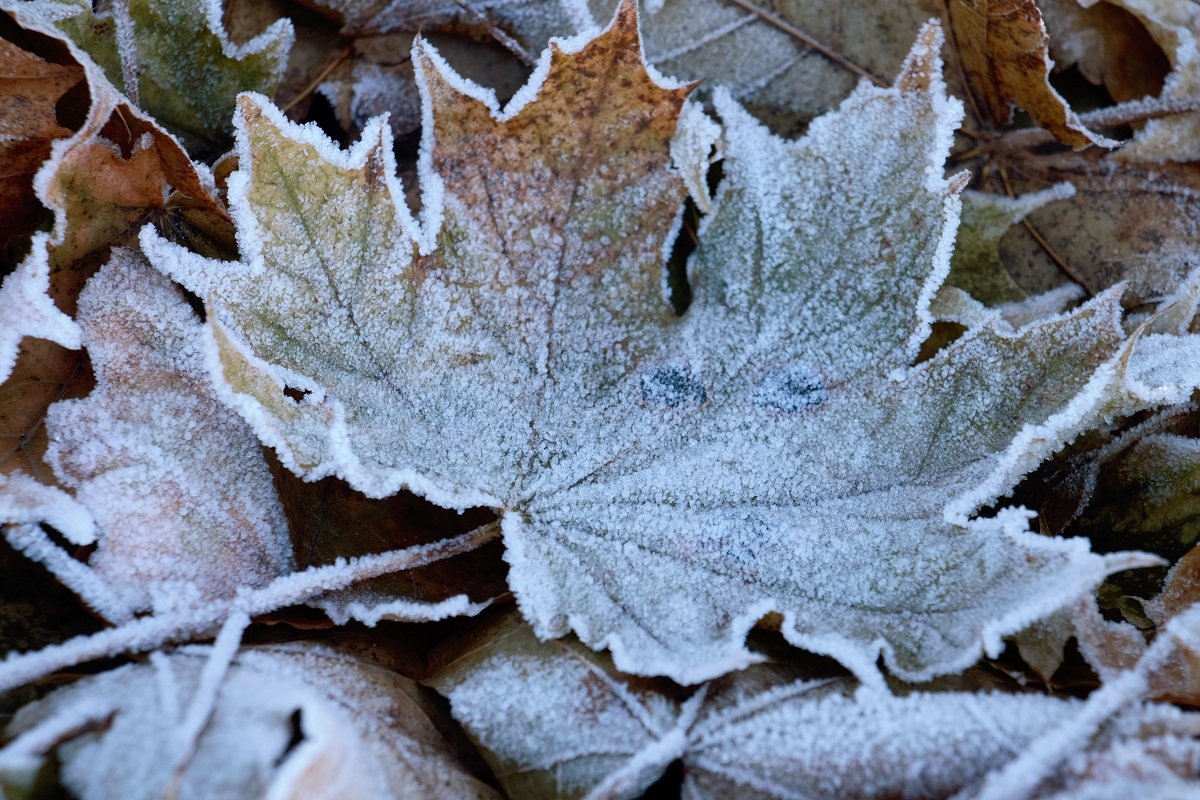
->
xmin=0 ymin=643 xmax=499 ymax=799
xmin=430 ymin=615 xmax=1079 ymax=800
xmin=41 ymin=0 xmax=293 ymax=152
xmin=143 ymin=4 xmax=1200 ymax=686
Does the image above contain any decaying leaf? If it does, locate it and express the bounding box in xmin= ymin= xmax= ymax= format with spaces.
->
xmin=985 ymin=150 xmax=1200 ymax=307
xmin=274 ymin=467 xmax=505 ymax=626
xmin=1076 ymin=546 xmax=1200 ymax=706
xmin=1102 ymin=0 xmax=1200 ymax=163
xmin=0 ymin=0 xmax=234 ymax=484
xmin=142 ymin=5 xmax=1200 ymax=686
xmin=948 ymin=183 xmax=1076 ymax=305
xmin=0 ymin=249 xmax=498 ymax=693
xmin=0 ymin=37 xmax=81 ymax=255
xmin=4 ymin=248 xmax=292 ymax=622
xmin=43 ymin=0 xmax=293 ymax=153
xmin=946 ymin=0 xmax=1114 ymax=148
xmin=0 ymin=643 xmax=500 ymax=799
xmin=1039 ymin=0 xmax=1170 ymax=103
xmin=430 ymin=616 xmax=1079 ymax=800
xmin=1075 ymin=432 xmax=1200 ymax=552
xmin=974 ymin=603 xmax=1200 ymax=800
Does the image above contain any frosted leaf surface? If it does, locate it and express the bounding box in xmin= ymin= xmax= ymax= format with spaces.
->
xmin=0 ymin=236 xmax=82 ymax=384
xmin=308 ymin=0 xmax=585 ymax=43
xmin=41 ymin=0 xmax=292 ymax=150
xmin=36 ymin=248 xmax=292 ymax=619
xmin=431 ymin=618 xmax=1079 ymax=800
xmin=0 ymin=644 xmax=499 ymax=800
xmin=144 ymin=10 xmax=1196 ymax=684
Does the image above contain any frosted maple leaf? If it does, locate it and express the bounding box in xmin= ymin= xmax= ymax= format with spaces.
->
xmin=143 ymin=2 xmax=1200 ymax=684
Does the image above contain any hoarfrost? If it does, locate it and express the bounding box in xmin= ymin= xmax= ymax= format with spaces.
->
xmin=431 ymin=618 xmax=1080 ymax=800
xmin=36 ymin=248 xmax=293 ymax=618
xmin=0 ymin=235 xmax=82 ymax=384
xmin=0 ymin=643 xmax=499 ymax=800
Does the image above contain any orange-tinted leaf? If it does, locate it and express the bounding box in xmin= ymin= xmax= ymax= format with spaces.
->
xmin=0 ymin=38 xmax=81 ymax=254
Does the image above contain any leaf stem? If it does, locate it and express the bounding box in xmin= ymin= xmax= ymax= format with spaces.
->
xmin=280 ymin=47 xmax=353 ymax=114
xmin=0 ymin=522 xmax=501 ymax=694
xmin=720 ymin=0 xmax=886 ymax=87
xmin=997 ymin=165 xmax=1092 ymax=297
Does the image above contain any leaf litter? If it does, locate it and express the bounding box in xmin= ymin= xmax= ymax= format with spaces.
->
xmin=3 ymin=0 xmax=1200 ymax=797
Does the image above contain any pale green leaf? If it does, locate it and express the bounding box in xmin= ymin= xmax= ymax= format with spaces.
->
xmin=144 ymin=10 xmax=1200 ymax=685
xmin=46 ymin=0 xmax=292 ymax=151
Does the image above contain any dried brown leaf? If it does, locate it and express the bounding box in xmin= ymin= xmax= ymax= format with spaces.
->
xmin=0 ymin=38 xmax=81 ymax=255
xmin=947 ymin=0 xmax=1113 ymax=147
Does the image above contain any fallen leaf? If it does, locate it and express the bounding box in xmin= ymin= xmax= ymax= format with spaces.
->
xmin=430 ymin=615 xmax=1079 ymax=800
xmin=0 ymin=37 xmax=80 ymax=256
xmin=273 ymin=466 xmax=506 ymax=626
xmin=948 ymin=183 xmax=1076 ymax=305
xmin=0 ymin=0 xmax=233 ymax=482
xmin=1103 ymin=0 xmax=1200 ymax=163
xmin=591 ymin=0 xmax=938 ymax=133
xmin=984 ymin=149 xmax=1200 ymax=307
xmin=0 ymin=236 xmax=81 ymax=386
xmin=1038 ymin=0 xmax=1170 ymax=103
xmin=8 ymin=248 xmax=292 ymax=622
xmin=144 ymin=8 xmax=1200 ymax=685
xmin=45 ymin=0 xmax=293 ymax=153
xmin=0 ymin=643 xmax=500 ymax=799
xmin=946 ymin=0 xmax=1114 ymax=148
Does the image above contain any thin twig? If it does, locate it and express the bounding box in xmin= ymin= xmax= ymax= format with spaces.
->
xmin=976 ymin=96 xmax=1200 ymax=154
xmin=453 ymin=0 xmax=536 ymax=67
xmin=281 ymin=47 xmax=353 ymax=114
xmin=998 ymin=164 xmax=1093 ymax=297
xmin=721 ymin=0 xmax=886 ymax=87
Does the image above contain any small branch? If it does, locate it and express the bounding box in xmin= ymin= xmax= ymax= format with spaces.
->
xmin=721 ymin=0 xmax=886 ymax=87
xmin=280 ymin=47 xmax=353 ymax=114
xmin=453 ymin=0 xmax=536 ymax=67
xmin=997 ymin=165 xmax=1093 ymax=298
xmin=976 ymin=95 xmax=1200 ymax=154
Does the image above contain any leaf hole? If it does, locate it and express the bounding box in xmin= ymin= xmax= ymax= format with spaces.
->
xmin=274 ymin=708 xmax=306 ymax=766
xmin=664 ymin=160 xmax=724 ymax=316
xmin=283 ymin=386 xmax=310 ymax=404
xmin=176 ymin=285 xmax=207 ymax=322
xmin=640 ymin=759 xmax=684 ymax=799
xmin=664 ymin=198 xmax=699 ymax=316
xmin=914 ymin=321 xmax=967 ymax=364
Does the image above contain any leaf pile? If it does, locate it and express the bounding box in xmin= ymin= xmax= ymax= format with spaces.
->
xmin=3 ymin=1 xmax=1200 ymax=798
